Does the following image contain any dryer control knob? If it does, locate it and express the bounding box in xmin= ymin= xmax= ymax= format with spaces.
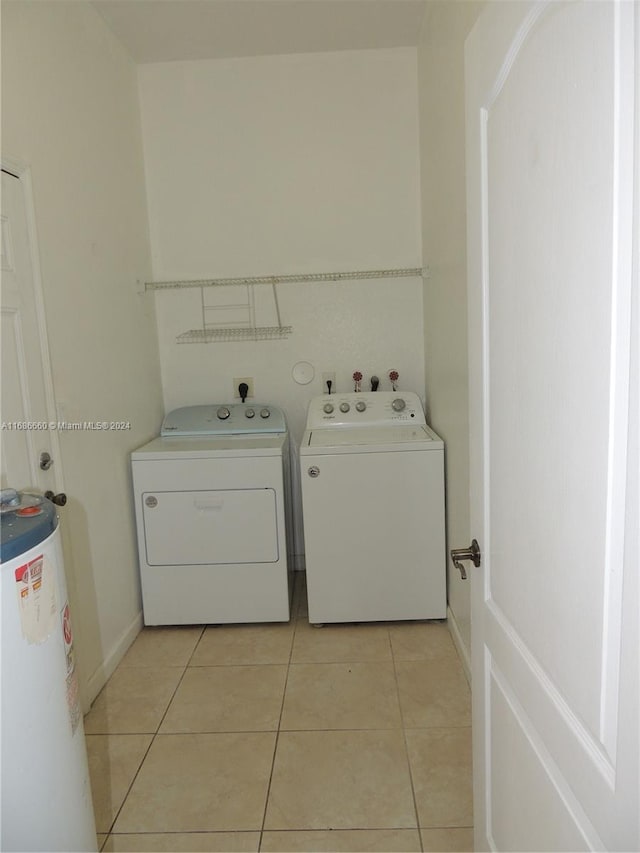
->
xmin=323 ymin=403 xmax=334 ymax=414
xmin=392 ymin=398 xmax=406 ymax=412
xmin=260 ymin=408 xmax=271 ymax=418
xmin=355 ymin=401 xmax=367 ymax=412
xmin=339 ymin=402 xmax=350 ymax=413
xmin=245 ymin=408 xmax=255 ymax=418
xmin=217 ymin=407 xmax=231 ymax=420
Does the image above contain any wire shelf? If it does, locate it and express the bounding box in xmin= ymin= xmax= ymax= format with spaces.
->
xmin=146 ymin=266 xmax=423 ymax=290
xmin=150 ymin=265 xmax=424 ymax=344
xmin=176 ymin=326 xmax=293 ymax=344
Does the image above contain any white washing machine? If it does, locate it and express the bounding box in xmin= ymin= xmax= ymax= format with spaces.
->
xmin=300 ymin=391 xmax=446 ymax=624
xmin=131 ymin=404 xmax=292 ymax=625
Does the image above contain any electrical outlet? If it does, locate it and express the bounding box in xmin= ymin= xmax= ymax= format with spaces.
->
xmin=322 ymin=372 xmax=336 ymax=394
xmin=234 ymin=377 xmax=254 ymax=399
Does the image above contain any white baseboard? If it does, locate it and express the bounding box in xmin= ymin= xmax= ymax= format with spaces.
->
xmin=85 ymin=611 xmax=144 ymax=708
xmin=447 ymin=604 xmax=471 ymax=687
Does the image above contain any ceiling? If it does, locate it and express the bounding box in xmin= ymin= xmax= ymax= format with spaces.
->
xmin=91 ymin=0 xmax=427 ymax=64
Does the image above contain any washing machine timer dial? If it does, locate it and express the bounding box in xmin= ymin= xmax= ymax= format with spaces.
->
xmin=392 ymin=398 xmax=406 ymax=412
xmin=323 ymin=403 xmax=334 ymax=414
xmin=339 ymin=402 xmax=350 ymax=413
xmin=217 ymin=406 xmax=231 ymax=420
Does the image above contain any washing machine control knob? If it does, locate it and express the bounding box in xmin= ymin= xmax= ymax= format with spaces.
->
xmin=323 ymin=403 xmax=334 ymax=414
xmin=392 ymin=398 xmax=406 ymax=412
xmin=339 ymin=402 xmax=350 ymax=413
xmin=355 ymin=401 xmax=367 ymax=412
xmin=245 ymin=408 xmax=255 ymax=418
xmin=217 ymin=407 xmax=231 ymax=420
xmin=260 ymin=408 xmax=271 ymax=418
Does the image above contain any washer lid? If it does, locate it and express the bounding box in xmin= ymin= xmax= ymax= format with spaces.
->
xmin=303 ymin=424 xmax=443 ymax=452
xmin=161 ymin=404 xmax=286 ymax=436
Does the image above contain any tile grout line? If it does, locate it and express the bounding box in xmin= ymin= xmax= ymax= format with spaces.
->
xmin=257 ymin=572 xmax=303 ymax=851
xmin=389 ymin=627 xmax=427 ymax=853
xmin=101 ymin=625 xmax=206 ymax=842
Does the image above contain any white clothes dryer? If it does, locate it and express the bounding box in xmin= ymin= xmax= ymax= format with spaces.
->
xmin=300 ymin=391 xmax=446 ymax=624
xmin=131 ymin=404 xmax=292 ymax=625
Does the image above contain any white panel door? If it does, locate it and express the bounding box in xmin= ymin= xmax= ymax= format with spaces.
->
xmin=1 ymin=169 xmax=58 ymax=492
xmin=0 ymin=167 xmax=91 ymax=705
xmin=465 ymin=2 xmax=638 ymax=850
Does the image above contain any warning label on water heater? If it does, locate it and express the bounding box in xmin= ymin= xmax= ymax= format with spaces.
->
xmin=14 ymin=554 xmax=57 ymax=644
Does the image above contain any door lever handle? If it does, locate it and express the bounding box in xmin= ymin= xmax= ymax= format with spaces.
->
xmin=450 ymin=539 xmax=481 ymax=580
xmin=44 ymin=490 xmax=67 ymax=507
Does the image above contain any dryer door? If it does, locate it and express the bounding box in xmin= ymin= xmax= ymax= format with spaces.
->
xmin=142 ymin=488 xmax=279 ymax=566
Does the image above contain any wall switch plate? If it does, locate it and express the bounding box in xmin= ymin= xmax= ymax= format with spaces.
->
xmin=234 ymin=377 xmax=254 ymax=399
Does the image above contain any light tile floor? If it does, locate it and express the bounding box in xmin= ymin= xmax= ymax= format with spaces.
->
xmin=86 ymin=573 xmax=473 ymax=852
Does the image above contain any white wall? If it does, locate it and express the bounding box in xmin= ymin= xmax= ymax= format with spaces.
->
xmin=137 ymin=48 xmax=424 ymax=558
xmin=418 ymin=1 xmax=485 ymax=667
xmin=2 ymin=1 xmax=164 ymax=702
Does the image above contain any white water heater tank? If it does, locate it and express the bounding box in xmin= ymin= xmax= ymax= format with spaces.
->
xmin=1 ymin=489 xmax=96 ymax=852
